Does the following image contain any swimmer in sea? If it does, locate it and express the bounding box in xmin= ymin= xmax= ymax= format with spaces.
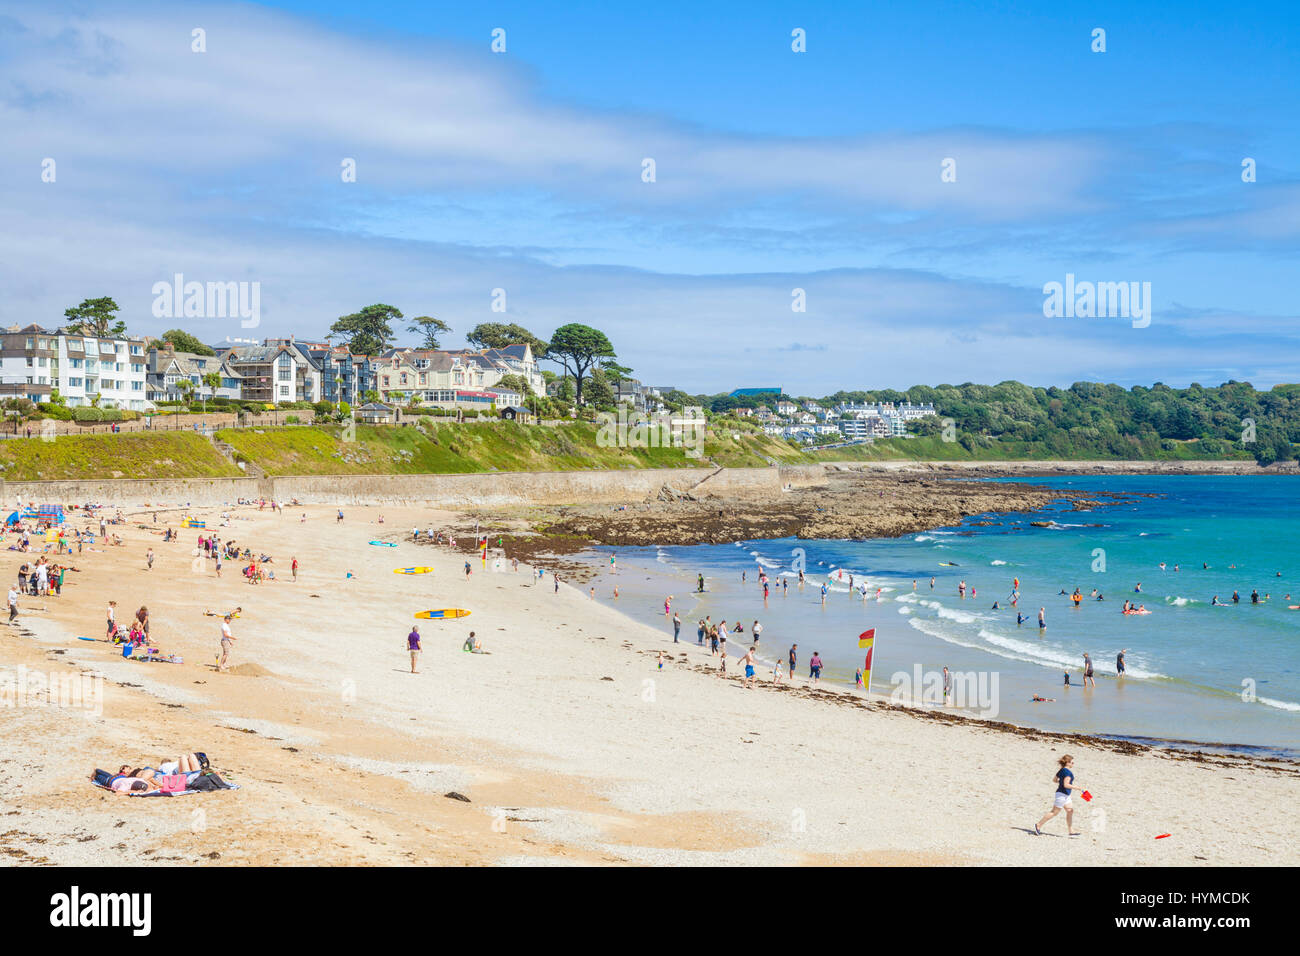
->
xmin=1031 ymin=694 xmax=1056 ymax=702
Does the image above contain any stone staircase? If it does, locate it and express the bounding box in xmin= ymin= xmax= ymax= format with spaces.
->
xmin=209 ymin=434 xmax=266 ymax=479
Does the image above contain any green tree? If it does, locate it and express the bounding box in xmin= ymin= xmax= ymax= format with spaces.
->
xmin=584 ymin=368 xmax=615 ymax=407
xmin=493 ymin=373 xmax=531 ymax=396
xmin=599 ymin=360 xmax=634 ymax=384
xmin=160 ymin=329 xmax=215 ymax=356
xmin=331 ymin=304 xmax=400 ymax=355
xmin=466 ymin=322 xmax=549 ymax=356
xmin=546 ymin=323 xmax=615 ymax=406
xmin=64 ymin=297 xmax=126 ymax=338
xmin=408 ymin=315 xmax=451 ymax=349
xmin=202 ymin=371 xmax=223 ymax=411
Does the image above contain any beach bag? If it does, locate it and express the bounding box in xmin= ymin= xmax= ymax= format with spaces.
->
xmin=157 ymin=774 xmax=188 ymax=794
xmin=189 ymin=770 xmax=231 ymax=791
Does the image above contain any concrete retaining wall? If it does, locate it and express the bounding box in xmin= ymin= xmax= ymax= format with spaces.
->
xmin=0 ymin=465 xmax=788 ymax=509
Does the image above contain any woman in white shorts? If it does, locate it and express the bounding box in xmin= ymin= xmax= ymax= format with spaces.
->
xmin=1034 ymin=754 xmax=1082 ymax=836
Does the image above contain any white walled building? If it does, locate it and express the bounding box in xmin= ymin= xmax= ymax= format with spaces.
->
xmin=0 ymin=325 xmax=148 ymax=409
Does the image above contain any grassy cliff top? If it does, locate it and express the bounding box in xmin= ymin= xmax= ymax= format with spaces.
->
xmin=0 ymin=432 xmax=242 ymax=481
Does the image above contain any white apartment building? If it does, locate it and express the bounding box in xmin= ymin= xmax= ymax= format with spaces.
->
xmin=0 ymin=325 xmax=148 ymax=410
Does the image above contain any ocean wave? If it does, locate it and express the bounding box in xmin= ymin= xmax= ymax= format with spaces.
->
xmin=914 ymin=535 xmax=935 ymax=543
xmin=1258 ymin=696 xmax=1300 ymax=713
xmin=976 ymin=628 xmax=1165 ymax=679
xmin=990 ymin=559 xmax=1008 ymax=566
xmin=936 ymin=605 xmax=980 ymax=625
xmin=898 ymin=606 xmax=913 ymax=615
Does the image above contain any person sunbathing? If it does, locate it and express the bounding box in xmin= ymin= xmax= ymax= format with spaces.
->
xmin=106 ymin=752 xmax=206 ymax=786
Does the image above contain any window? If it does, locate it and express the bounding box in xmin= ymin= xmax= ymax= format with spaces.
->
xmin=37 ymin=357 xmax=46 ymax=367
xmin=69 ymin=377 xmax=83 ymax=388
xmin=279 ymin=385 xmax=289 ymax=397
xmin=130 ymin=345 xmax=142 ymax=355
xmin=25 ymin=357 xmax=32 ymax=367
xmin=132 ymin=382 xmax=142 ymax=391
xmin=37 ymin=338 xmax=48 ymax=349
xmin=68 ymin=339 xmax=83 ymax=352
xmin=25 ymin=338 xmax=33 ymax=349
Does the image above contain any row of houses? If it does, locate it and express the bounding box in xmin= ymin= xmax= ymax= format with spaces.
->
xmin=0 ymin=325 xmax=545 ymax=413
xmin=734 ymin=394 xmax=937 ymax=444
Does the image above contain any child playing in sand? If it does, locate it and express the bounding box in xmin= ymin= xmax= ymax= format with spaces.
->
xmin=1034 ymin=754 xmax=1082 ymax=836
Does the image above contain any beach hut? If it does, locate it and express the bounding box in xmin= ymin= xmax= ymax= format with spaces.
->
xmin=499 ymin=405 xmax=533 ymax=423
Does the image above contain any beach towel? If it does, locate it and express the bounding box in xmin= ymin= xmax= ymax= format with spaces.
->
xmin=90 ymin=768 xmax=239 ymax=797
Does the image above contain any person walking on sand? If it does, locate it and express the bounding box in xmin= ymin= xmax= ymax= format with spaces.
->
xmin=942 ymin=666 xmax=953 ymax=706
xmin=1034 ymin=754 xmax=1082 ymax=836
xmin=146 ymin=547 xmax=154 ymax=571
xmin=788 ymin=643 xmax=798 ymax=679
xmin=7 ymin=584 xmax=18 ymax=624
xmin=672 ymin=612 xmax=681 ymax=643
xmin=740 ymin=645 xmax=757 ymax=688
xmin=809 ymin=651 xmax=823 ymax=684
xmin=464 ymin=560 xmax=472 ymax=580
xmin=217 ymin=614 xmax=235 ymax=672
xmin=407 ymin=625 xmax=421 ymax=673
xmin=291 ymin=556 xmax=299 ymax=582
xmin=1082 ymin=653 xmax=1095 ymax=688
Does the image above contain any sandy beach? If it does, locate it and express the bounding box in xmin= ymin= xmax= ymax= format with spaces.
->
xmin=2 ymin=500 xmax=1297 ymax=867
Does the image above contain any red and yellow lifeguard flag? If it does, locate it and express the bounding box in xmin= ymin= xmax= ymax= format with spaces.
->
xmin=859 ymin=628 xmax=876 ymax=694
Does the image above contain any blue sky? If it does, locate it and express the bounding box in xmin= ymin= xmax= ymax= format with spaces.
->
xmin=1 ymin=0 xmax=1297 ymax=394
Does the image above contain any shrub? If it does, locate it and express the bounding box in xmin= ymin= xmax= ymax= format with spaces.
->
xmin=100 ymin=408 xmax=124 ymax=422
xmin=285 ymin=414 xmax=301 ymax=425
xmin=73 ymin=407 xmax=103 ymax=422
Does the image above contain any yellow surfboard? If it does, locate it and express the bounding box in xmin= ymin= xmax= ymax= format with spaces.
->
xmin=393 ymin=567 xmax=435 ymax=575
xmin=414 ymin=608 xmax=471 ymax=620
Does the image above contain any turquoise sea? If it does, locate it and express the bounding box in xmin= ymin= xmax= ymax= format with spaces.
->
xmin=579 ymin=475 xmax=1300 ymax=757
